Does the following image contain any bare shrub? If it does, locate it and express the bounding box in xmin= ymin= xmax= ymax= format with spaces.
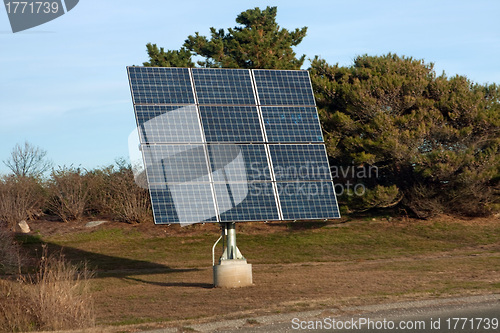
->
xmin=0 ymin=246 xmax=95 ymax=332
xmin=0 ymin=175 xmax=45 ymax=230
xmin=85 ymin=165 xmax=114 ymax=216
xmin=103 ymin=163 xmax=152 ymax=224
xmin=48 ymin=166 xmax=91 ymax=222
xmin=47 ymin=162 xmax=152 ymax=223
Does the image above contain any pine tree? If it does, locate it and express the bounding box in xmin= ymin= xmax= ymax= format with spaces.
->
xmin=143 ymin=44 xmax=194 ymax=67
xmin=144 ymin=6 xmax=307 ymax=69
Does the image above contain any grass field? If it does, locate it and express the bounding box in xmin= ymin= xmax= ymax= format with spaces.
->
xmin=12 ymin=215 xmax=500 ymax=332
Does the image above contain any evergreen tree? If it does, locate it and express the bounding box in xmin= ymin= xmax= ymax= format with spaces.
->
xmin=143 ymin=44 xmax=194 ymax=67
xmin=310 ymin=54 xmax=500 ymax=217
xmin=144 ymin=6 xmax=307 ymax=69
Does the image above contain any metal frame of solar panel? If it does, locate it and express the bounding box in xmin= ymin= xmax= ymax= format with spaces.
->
xmin=127 ymin=67 xmax=340 ymax=224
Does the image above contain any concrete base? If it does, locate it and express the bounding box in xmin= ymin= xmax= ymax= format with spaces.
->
xmin=213 ymin=259 xmax=253 ymax=288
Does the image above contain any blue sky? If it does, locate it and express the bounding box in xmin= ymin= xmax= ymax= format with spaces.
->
xmin=1 ymin=0 xmax=499 ymax=174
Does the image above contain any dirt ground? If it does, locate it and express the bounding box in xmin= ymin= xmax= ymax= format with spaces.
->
xmin=93 ymin=253 xmax=499 ymax=330
xmin=21 ymin=216 xmax=500 ymax=332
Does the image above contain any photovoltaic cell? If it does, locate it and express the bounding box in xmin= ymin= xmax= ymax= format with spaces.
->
xmin=150 ymin=185 xmax=217 ymax=224
xmin=142 ymin=144 xmax=210 ymax=184
xmin=135 ymin=105 xmax=203 ymax=143
xmin=261 ymin=106 xmax=324 ymax=142
xmin=192 ymin=68 xmax=256 ymax=105
xmin=199 ymin=106 xmax=264 ymax=142
xmin=269 ymin=144 xmax=332 ymax=181
xmin=215 ymin=182 xmax=279 ymax=222
xmin=128 ymin=67 xmax=194 ymax=104
xmin=277 ymin=181 xmax=340 ymax=220
xmin=253 ymin=70 xmax=316 ymax=106
xmin=208 ymin=144 xmax=271 ymax=183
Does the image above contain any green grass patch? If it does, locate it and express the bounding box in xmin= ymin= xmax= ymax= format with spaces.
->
xmin=238 ymin=220 xmax=500 ymax=264
xmin=23 ymin=219 xmax=498 ymax=270
xmin=14 ymin=233 xmax=43 ymax=244
xmin=48 ymin=228 xmax=143 ymax=244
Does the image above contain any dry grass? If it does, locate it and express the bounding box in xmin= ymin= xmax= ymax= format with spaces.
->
xmin=0 ymin=223 xmax=24 ymax=275
xmin=0 ymin=246 xmax=95 ymax=332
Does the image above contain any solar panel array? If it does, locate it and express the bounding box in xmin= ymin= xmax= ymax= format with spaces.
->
xmin=127 ymin=67 xmax=340 ymax=224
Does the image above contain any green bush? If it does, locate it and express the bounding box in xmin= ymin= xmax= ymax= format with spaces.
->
xmin=310 ymin=54 xmax=500 ymax=217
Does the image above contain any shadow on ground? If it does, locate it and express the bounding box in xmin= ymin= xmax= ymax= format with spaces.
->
xmin=10 ymin=233 xmax=201 ymax=280
xmin=123 ymin=276 xmax=213 ymax=288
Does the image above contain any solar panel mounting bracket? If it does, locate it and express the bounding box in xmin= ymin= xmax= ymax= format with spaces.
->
xmin=219 ymin=222 xmax=245 ymax=263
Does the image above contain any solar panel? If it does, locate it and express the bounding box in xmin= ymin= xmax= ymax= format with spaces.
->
xmin=150 ymin=185 xmax=218 ymax=224
xmin=215 ymin=182 xmax=280 ymax=222
xmin=192 ymin=68 xmax=256 ymax=105
xmin=199 ymin=106 xmax=264 ymax=142
xmin=269 ymin=144 xmax=332 ymax=182
xmin=277 ymin=181 xmax=340 ymax=220
xmin=261 ymin=106 xmax=324 ymax=142
xmin=208 ymin=144 xmax=272 ymax=183
xmin=142 ymin=144 xmax=211 ymax=184
xmin=128 ymin=67 xmax=194 ymax=104
xmin=135 ymin=105 xmax=203 ymax=143
xmin=253 ymin=70 xmax=316 ymax=106
xmin=127 ymin=66 xmax=340 ymax=224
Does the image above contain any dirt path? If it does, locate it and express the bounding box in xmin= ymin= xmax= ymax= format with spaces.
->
xmin=86 ymin=247 xmax=498 ymax=332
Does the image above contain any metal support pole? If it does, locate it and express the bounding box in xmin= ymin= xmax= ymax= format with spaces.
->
xmin=213 ymin=222 xmax=252 ymax=287
xmin=226 ymin=222 xmax=237 ymax=258
xmin=220 ymin=222 xmax=245 ymax=262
